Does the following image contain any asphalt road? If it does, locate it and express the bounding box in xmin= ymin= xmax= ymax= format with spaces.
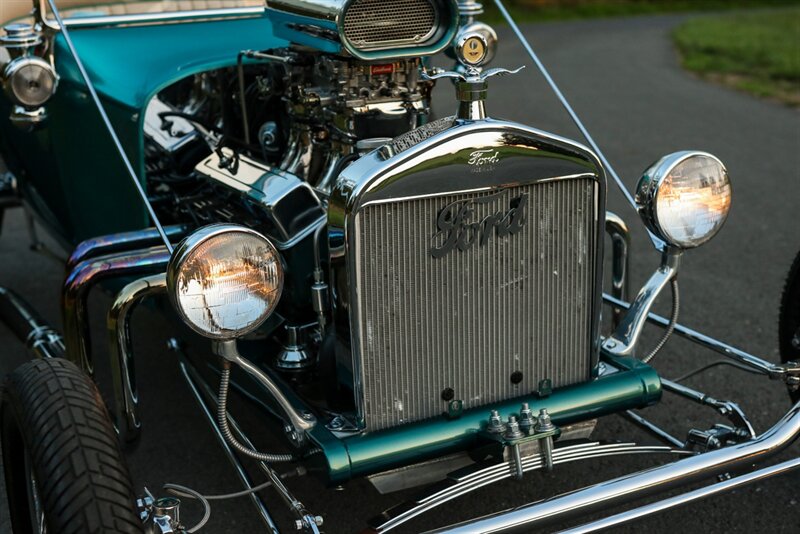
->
xmin=1 ymin=13 xmax=800 ymax=534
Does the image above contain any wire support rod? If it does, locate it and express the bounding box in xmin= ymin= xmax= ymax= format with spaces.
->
xmin=46 ymin=0 xmax=174 ymax=254
xmin=492 ymin=0 xmax=663 ymax=249
xmin=179 ymin=361 xmax=280 ymax=533
xmin=603 ymin=293 xmax=782 ymax=378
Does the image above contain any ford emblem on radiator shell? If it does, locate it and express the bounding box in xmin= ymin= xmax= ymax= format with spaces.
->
xmin=430 ymin=192 xmax=529 ymax=258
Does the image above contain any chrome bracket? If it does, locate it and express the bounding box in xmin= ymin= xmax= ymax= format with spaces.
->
xmin=212 ymin=340 xmax=316 ymax=445
xmin=603 ymin=247 xmax=681 ymax=357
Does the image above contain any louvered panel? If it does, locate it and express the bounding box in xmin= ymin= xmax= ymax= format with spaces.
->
xmin=343 ymin=0 xmax=438 ymax=49
xmin=353 ymin=178 xmax=597 ymax=431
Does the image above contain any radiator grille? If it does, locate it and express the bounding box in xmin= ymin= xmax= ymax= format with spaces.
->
xmin=342 ymin=0 xmax=437 ymax=49
xmin=354 ymin=179 xmax=597 ymax=431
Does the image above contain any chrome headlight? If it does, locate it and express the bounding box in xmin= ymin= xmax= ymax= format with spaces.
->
xmin=636 ymin=151 xmax=732 ymax=248
xmin=167 ymin=224 xmax=284 ymax=339
xmin=3 ymin=56 xmax=58 ymax=108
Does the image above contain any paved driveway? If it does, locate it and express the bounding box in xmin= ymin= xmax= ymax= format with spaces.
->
xmin=1 ymin=13 xmax=799 ymax=534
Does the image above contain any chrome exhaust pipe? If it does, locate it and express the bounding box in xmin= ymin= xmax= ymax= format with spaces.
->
xmin=63 ymin=246 xmax=170 ymax=374
xmin=66 ymin=224 xmax=189 ymax=272
xmin=0 ymin=286 xmax=65 ymax=359
xmin=107 ymin=273 xmax=167 ymax=443
xmin=432 ymin=400 xmax=800 ymax=533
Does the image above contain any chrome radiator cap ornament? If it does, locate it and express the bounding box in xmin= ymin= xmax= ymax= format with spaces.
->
xmin=421 ymin=31 xmax=523 ymax=120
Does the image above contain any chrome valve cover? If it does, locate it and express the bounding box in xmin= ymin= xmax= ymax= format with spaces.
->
xmin=330 ymin=118 xmax=605 ymax=431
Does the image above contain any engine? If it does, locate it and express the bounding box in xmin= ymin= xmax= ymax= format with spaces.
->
xmin=138 ymin=0 xmax=460 ymax=411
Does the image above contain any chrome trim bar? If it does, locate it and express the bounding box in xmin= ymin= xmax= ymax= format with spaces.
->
xmin=107 ymin=273 xmax=167 ymax=443
xmin=559 ymin=456 xmax=800 ymax=534
xmin=492 ymin=0 xmax=663 ymax=250
xmin=45 ymin=0 xmax=174 ymax=254
xmin=429 ymin=400 xmax=800 ymax=533
xmin=372 ymin=441 xmax=686 ymax=532
xmin=59 ymin=7 xmax=266 ymax=28
xmin=63 ymin=246 xmax=170 ymax=375
xmin=603 ymin=293 xmax=788 ymax=378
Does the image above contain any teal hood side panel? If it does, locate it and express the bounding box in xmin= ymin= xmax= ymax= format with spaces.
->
xmin=56 ymin=15 xmax=289 ymax=109
xmin=0 ymin=14 xmax=289 ymax=246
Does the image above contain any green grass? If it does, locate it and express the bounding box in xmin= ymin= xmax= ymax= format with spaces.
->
xmin=673 ymin=8 xmax=800 ymax=105
xmin=480 ymin=0 xmax=800 ymax=24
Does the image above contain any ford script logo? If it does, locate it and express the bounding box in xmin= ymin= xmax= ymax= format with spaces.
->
xmin=429 ymin=192 xmax=528 ymax=259
xmin=467 ymin=149 xmax=500 ymax=166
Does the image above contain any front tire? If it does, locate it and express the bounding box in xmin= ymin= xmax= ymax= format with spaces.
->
xmin=1 ymin=358 xmax=143 ymax=534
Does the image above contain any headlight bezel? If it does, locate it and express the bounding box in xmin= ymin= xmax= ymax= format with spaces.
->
xmin=166 ymin=223 xmax=285 ymax=340
xmin=636 ymin=150 xmax=732 ymax=249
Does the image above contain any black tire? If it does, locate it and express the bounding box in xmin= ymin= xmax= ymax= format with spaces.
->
xmin=1 ymin=358 xmax=143 ymax=534
xmin=779 ymin=249 xmax=800 ymax=403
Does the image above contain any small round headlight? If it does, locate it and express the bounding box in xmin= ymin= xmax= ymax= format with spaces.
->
xmin=3 ymin=56 xmax=58 ymax=108
xmin=636 ymin=151 xmax=731 ymax=248
xmin=167 ymin=224 xmax=284 ymax=339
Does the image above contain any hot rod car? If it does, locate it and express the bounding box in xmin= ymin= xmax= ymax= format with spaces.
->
xmin=0 ymin=0 xmax=798 ymax=532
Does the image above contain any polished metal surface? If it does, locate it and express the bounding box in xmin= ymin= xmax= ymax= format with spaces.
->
xmin=372 ymin=440 xmax=686 ymax=532
xmin=429 ymin=400 xmax=800 ymax=533
xmin=44 ymin=0 xmax=174 ymax=254
xmin=0 ymin=286 xmax=64 ymax=359
xmin=59 ymin=7 xmax=266 ymax=28
xmin=331 ymin=118 xmax=605 ymax=431
xmin=194 ymin=151 xmax=325 ymax=249
xmin=213 ymin=340 xmax=316 ymax=443
xmin=67 ymin=224 xmax=189 ymax=272
xmin=559 ymin=456 xmax=800 ymax=534
xmin=421 ymin=63 xmax=524 ymax=121
xmin=604 ymin=212 xmax=630 ymax=330
xmin=63 ymin=246 xmax=171 ymax=374
xmin=602 ymin=247 xmax=680 ymax=357
xmin=342 ymin=0 xmax=438 ymax=51
xmin=2 ymin=56 xmax=58 ymax=108
xmin=107 ymin=273 xmax=167 ymax=443
xmin=636 ymin=150 xmax=730 ymax=248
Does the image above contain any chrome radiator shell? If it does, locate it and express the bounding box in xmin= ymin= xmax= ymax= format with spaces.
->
xmin=329 ymin=119 xmax=605 ymax=431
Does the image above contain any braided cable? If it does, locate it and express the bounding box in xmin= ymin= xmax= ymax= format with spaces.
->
xmin=217 ymin=362 xmax=295 ymax=463
xmin=642 ymin=279 xmax=679 ymax=364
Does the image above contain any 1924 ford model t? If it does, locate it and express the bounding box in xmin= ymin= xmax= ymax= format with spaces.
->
xmin=0 ymin=0 xmax=798 ymax=532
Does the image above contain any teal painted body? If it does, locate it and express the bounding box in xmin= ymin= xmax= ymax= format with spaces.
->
xmin=0 ymin=13 xmax=289 ymax=246
xmin=310 ymin=355 xmax=661 ymax=484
